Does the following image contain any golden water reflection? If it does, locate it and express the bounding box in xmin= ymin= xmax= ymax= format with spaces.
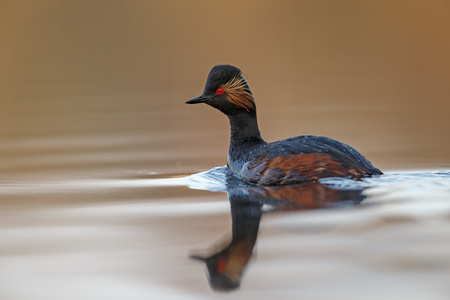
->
xmin=191 ymin=174 xmax=367 ymax=290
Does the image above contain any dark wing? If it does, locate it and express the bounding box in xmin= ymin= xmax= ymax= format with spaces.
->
xmin=282 ymin=135 xmax=380 ymax=172
xmin=242 ymin=135 xmax=381 ymax=185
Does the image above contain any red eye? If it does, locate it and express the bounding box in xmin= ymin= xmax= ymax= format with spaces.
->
xmin=217 ymin=257 xmax=226 ymax=273
xmin=216 ymin=88 xmax=224 ymax=95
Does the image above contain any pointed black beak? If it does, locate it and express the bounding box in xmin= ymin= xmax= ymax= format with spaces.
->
xmin=186 ymin=95 xmax=209 ymax=104
xmin=189 ymin=254 xmax=207 ymax=262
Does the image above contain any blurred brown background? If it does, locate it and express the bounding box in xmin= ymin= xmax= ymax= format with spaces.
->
xmin=1 ymin=0 xmax=449 ymax=173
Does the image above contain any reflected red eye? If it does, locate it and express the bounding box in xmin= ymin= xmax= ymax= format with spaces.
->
xmin=216 ymin=88 xmax=224 ymax=95
xmin=217 ymin=257 xmax=226 ymax=273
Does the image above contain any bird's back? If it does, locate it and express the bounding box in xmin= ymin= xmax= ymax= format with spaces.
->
xmin=232 ymin=135 xmax=382 ymax=185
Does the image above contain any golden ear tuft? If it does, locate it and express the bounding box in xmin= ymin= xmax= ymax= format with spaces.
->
xmin=221 ymin=75 xmax=255 ymax=112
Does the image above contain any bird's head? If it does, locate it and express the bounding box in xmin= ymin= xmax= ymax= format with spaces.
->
xmin=186 ymin=65 xmax=255 ymax=115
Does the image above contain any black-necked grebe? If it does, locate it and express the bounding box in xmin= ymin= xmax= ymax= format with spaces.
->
xmin=186 ymin=65 xmax=382 ymax=185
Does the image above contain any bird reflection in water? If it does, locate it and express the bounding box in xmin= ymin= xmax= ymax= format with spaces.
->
xmin=190 ymin=173 xmax=367 ymax=291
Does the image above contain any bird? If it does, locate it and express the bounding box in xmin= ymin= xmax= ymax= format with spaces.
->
xmin=186 ymin=65 xmax=382 ymax=185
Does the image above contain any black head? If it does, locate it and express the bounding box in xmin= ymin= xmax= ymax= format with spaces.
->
xmin=190 ymin=250 xmax=241 ymax=291
xmin=186 ymin=65 xmax=255 ymax=115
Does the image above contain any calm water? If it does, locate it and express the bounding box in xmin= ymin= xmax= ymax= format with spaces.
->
xmin=1 ymin=1 xmax=450 ymax=300
xmin=1 ymin=97 xmax=449 ymax=299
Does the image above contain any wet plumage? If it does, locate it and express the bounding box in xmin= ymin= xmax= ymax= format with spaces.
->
xmin=186 ymin=65 xmax=382 ymax=185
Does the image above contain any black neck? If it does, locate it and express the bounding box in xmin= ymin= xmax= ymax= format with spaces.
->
xmin=228 ymin=110 xmax=264 ymax=153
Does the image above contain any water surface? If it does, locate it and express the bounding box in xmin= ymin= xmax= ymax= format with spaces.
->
xmin=2 ymin=136 xmax=450 ymax=299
